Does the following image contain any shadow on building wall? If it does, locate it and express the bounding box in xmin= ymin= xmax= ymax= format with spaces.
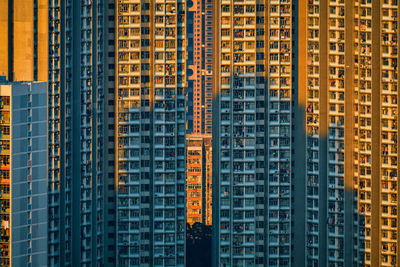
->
xmin=186 ymin=223 xmax=211 ymax=267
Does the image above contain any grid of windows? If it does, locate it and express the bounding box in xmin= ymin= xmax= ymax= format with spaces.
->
xmin=326 ymin=1 xmax=346 ymax=265
xmin=216 ymin=0 xmax=267 ymax=266
xmin=116 ymin=1 xmax=186 ymax=266
xmin=47 ymin=0 xmax=105 ymax=265
xmin=0 ymin=96 xmax=10 ymax=266
xmin=305 ymin=0 xmax=321 ymax=262
xmin=266 ymin=1 xmax=293 ymax=266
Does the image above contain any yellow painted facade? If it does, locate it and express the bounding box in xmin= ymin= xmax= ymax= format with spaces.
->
xmin=0 ymin=0 xmax=48 ymax=82
xmin=0 ymin=1 xmax=8 ymax=79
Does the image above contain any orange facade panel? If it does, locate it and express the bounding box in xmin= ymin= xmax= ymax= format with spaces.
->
xmin=0 ymin=0 xmax=48 ymax=82
xmin=0 ymin=1 xmax=8 ymax=79
xmin=186 ymin=134 xmax=212 ymax=226
xmin=13 ymin=0 xmax=34 ymax=81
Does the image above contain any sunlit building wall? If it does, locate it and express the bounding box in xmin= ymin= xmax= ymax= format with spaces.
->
xmin=186 ymin=134 xmax=212 ymax=226
xmin=185 ymin=0 xmax=214 ymax=228
xmin=186 ymin=0 xmax=213 ymax=134
xmin=212 ymin=0 xmax=269 ymax=265
xmin=213 ymin=0 xmax=400 ymax=267
xmin=299 ymin=1 xmax=400 ymax=266
xmin=353 ymin=1 xmax=399 ymax=266
xmin=115 ymin=0 xmax=187 ymax=266
xmin=204 ymin=135 xmax=212 ymax=225
xmin=0 ymin=0 xmax=48 ymax=82
xmin=265 ymin=2 xmax=293 ymax=266
xmin=186 ymin=136 xmax=203 ymax=225
xmin=301 ymin=0 xmax=351 ymax=265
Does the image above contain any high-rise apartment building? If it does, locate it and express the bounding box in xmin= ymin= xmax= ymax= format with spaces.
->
xmin=0 ymin=81 xmax=48 ymax=267
xmin=187 ymin=0 xmax=213 ymax=134
xmin=47 ymin=1 xmax=115 ymax=266
xmin=0 ymin=1 xmax=116 ymax=265
xmin=186 ymin=0 xmax=214 ymax=229
xmin=186 ymin=134 xmax=212 ymax=226
xmin=297 ymin=1 xmax=400 ymax=266
xmin=115 ymin=0 xmax=186 ymax=266
xmin=212 ymin=0 xmax=269 ymax=265
xmin=213 ymin=1 xmax=400 ymax=267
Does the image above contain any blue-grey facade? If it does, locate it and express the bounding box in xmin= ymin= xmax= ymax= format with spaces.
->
xmin=0 ymin=81 xmax=48 ymax=267
xmin=47 ymin=0 xmax=116 ymax=265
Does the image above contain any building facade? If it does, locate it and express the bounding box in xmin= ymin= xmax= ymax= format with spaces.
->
xmin=186 ymin=0 xmax=213 ymax=134
xmin=213 ymin=1 xmax=400 ymax=267
xmin=298 ymin=1 xmax=400 ymax=266
xmin=186 ymin=136 xmax=203 ymax=226
xmin=212 ymin=0 xmax=269 ymax=265
xmin=186 ymin=134 xmax=212 ymax=226
xmin=115 ymin=0 xmax=187 ymax=266
xmin=0 ymin=1 xmax=116 ymax=266
xmin=186 ymin=0 xmax=214 ymax=229
xmin=0 ymin=81 xmax=48 ymax=267
xmin=47 ymin=0 xmax=115 ymax=266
